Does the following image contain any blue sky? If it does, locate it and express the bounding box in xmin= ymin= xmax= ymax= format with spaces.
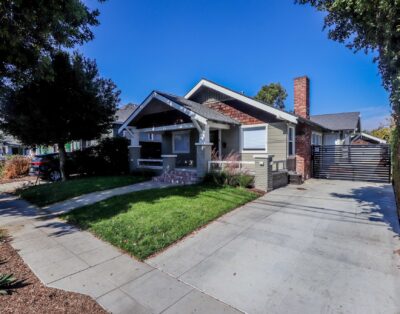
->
xmin=82 ymin=0 xmax=391 ymax=130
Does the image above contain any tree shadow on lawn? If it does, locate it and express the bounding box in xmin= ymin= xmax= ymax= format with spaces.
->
xmin=330 ymin=184 xmax=400 ymax=236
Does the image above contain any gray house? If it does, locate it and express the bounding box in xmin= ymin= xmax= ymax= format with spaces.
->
xmin=118 ymin=76 xmax=362 ymax=184
xmin=310 ymin=112 xmax=361 ymax=145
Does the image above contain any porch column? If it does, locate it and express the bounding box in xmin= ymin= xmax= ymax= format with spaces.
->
xmin=193 ymin=121 xmax=212 ymax=178
xmin=162 ymin=155 xmax=177 ymax=172
xmin=195 ymin=143 xmax=213 ymax=178
xmin=127 ymin=128 xmax=141 ymax=172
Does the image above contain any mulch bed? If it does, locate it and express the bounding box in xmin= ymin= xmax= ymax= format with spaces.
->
xmin=0 ymin=235 xmax=107 ymax=314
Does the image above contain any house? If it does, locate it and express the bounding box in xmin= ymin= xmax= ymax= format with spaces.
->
xmin=351 ymin=132 xmax=387 ymax=145
xmin=111 ymin=104 xmax=137 ymax=138
xmin=118 ymin=76 xmax=362 ymax=183
xmin=310 ymin=111 xmax=361 ymax=145
xmin=0 ymin=133 xmax=32 ymax=157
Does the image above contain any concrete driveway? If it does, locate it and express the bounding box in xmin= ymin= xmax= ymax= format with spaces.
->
xmin=148 ymin=179 xmax=400 ymax=314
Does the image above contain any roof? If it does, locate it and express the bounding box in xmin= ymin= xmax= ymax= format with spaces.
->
xmin=0 ymin=132 xmax=22 ymax=147
xmin=310 ymin=112 xmax=360 ymax=131
xmin=184 ymin=79 xmax=298 ymax=124
xmin=156 ymin=92 xmax=239 ymax=125
xmin=355 ymin=132 xmax=387 ymax=144
xmin=117 ymin=90 xmax=240 ymax=134
xmin=115 ymin=104 xmax=137 ymax=124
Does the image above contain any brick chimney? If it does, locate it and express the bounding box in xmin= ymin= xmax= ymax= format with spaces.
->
xmin=294 ymin=76 xmax=310 ymax=119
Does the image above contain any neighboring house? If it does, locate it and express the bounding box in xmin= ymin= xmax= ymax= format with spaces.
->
xmin=0 ymin=133 xmax=32 ymax=156
xmin=118 ymin=76 xmax=363 ymax=181
xmin=351 ymin=132 xmax=387 ymax=145
xmin=111 ymin=103 xmax=138 ymax=137
xmin=310 ymin=112 xmax=361 ymax=145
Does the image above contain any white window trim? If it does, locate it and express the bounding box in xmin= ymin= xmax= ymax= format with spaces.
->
xmin=288 ymin=125 xmax=296 ymax=157
xmin=311 ymin=131 xmax=322 ymax=146
xmin=172 ymin=131 xmax=190 ymax=154
xmin=240 ymin=124 xmax=268 ymax=153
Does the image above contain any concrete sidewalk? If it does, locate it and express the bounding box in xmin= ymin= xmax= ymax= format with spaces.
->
xmin=42 ymin=180 xmax=175 ymax=214
xmin=0 ymin=194 xmax=242 ymax=314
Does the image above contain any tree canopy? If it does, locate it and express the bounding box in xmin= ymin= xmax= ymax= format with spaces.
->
xmin=296 ymin=0 xmax=400 ymax=118
xmin=0 ymin=52 xmax=120 ymax=180
xmin=0 ymin=0 xmax=102 ymax=86
xmin=255 ymin=83 xmax=287 ymax=110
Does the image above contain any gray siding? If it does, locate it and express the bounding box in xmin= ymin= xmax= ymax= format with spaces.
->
xmin=221 ymin=126 xmax=240 ymax=157
xmin=268 ymin=122 xmax=288 ymax=161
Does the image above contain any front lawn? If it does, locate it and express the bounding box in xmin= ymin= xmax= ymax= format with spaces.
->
xmin=62 ymin=184 xmax=258 ymax=260
xmin=19 ymin=175 xmax=149 ymax=207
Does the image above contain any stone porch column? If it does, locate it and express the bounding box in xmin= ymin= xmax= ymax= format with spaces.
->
xmin=162 ymin=155 xmax=177 ymax=172
xmin=129 ymin=145 xmax=141 ymax=172
xmin=195 ymin=143 xmax=213 ymax=178
xmin=254 ymin=155 xmax=273 ymax=191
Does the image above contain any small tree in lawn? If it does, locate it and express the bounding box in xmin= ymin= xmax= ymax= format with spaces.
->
xmin=0 ymin=52 xmax=120 ymax=181
xmin=255 ymin=83 xmax=288 ymax=110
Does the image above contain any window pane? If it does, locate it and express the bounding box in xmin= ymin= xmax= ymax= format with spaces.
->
xmin=174 ymin=133 xmax=190 ymax=153
xmin=288 ymin=141 xmax=293 ymax=155
xmin=243 ymin=127 xmax=265 ymax=150
xmin=289 ymin=127 xmax=294 ymax=141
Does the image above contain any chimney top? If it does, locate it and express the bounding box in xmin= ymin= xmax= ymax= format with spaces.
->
xmin=294 ymin=76 xmax=310 ymax=120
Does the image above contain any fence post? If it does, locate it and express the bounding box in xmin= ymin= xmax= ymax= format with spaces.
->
xmin=253 ymin=155 xmax=273 ymax=191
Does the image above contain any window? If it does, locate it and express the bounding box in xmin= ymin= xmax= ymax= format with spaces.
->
xmin=288 ymin=126 xmax=295 ymax=156
xmin=173 ymin=131 xmax=190 ymax=153
xmin=242 ymin=126 xmax=266 ymax=151
xmin=311 ymin=132 xmax=322 ymax=146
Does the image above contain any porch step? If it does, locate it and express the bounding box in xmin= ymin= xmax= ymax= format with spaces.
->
xmin=153 ymin=169 xmax=199 ymax=185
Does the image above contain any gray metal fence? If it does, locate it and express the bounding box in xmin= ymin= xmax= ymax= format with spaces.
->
xmin=312 ymin=145 xmax=391 ymax=183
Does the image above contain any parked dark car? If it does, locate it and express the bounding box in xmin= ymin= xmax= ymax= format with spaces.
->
xmin=29 ymin=153 xmax=78 ymax=181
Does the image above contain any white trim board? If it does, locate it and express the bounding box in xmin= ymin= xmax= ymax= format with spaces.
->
xmin=185 ymin=79 xmax=298 ymax=124
xmin=137 ymin=123 xmax=195 ymax=133
xmin=357 ymin=132 xmax=387 ymax=144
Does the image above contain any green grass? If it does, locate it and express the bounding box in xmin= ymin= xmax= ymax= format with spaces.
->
xmin=19 ymin=175 xmax=149 ymax=207
xmin=61 ymin=184 xmax=258 ymax=260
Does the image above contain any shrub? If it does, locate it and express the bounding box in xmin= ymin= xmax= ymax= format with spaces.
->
xmin=1 ymin=155 xmax=31 ymax=180
xmin=0 ymin=274 xmax=17 ymax=295
xmin=236 ymin=173 xmax=255 ymax=188
xmin=97 ymin=137 xmax=129 ymax=175
xmin=72 ymin=137 xmax=130 ymax=176
xmin=204 ymin=171 xmax=254 ymax=188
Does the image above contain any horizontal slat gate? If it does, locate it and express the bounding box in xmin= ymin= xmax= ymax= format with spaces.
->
xmin=312 ymin=145 xmax=391 ymax=183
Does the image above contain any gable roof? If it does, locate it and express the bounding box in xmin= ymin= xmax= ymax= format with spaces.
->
xmin=185 ymin=79 xmax=298 ymax=124
xmin=156 ymin=92 xmax=239 ymax=125
xmin=353 ymin=132 xmax=387 ymax=144
xmin=310 ymin=112 xmax=360 ymax=131
xmin=115 ymin=104 xmax=137 ymax=124
xmin=118 ymin=90 xmax=239 ymax=134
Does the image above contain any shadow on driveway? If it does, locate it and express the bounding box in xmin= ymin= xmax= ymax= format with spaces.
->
xmin=331 ymin=184 xmax=400 ymax=236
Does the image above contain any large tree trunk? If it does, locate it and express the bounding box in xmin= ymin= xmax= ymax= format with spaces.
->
xmin=58 ymin=142 xmax=68 ymax=181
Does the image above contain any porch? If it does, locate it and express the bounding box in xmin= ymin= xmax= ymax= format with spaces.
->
xmin=118 ymin=91 xmax=240 ymax=180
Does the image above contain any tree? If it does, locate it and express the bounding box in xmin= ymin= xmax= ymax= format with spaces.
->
xmin=295 ymin=1 xmax=400 ymax=118
xmin=371 ymin=127 xmax=392 ymax=143
xmin=0 ymin=52 xmax=120 ymax=180
xmin=0 ymin=0 xmax=102 ymax=86
xmin=255 ymin=83 xmax=287 ymax=110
